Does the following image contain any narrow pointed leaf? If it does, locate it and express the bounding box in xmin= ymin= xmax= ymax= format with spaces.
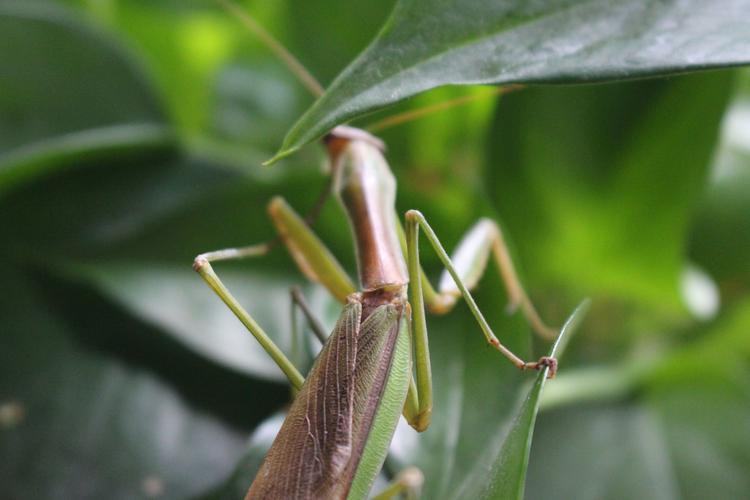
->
xmin=388 ymin=298 xmax=589 ymax=499
xmin=454 ymin=300 xmax=589 ymax=499
xmin=272 ymin=0 xmax=750 ymax=160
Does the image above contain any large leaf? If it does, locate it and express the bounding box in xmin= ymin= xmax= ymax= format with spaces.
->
xmin=486 ymin=72 xmax=733 ymax=320
xmin=0 ymin=157 xmax=239 ymax=260
xmin=271 ymin=0 xmax=750 ymax=160
xmin=0 ymin=266 xmax=277 ymax=500
xmin=72 ymin=262 xmax=336 ymax=381
xmin=0 ymin=2 xmax=172 ymax=194
xmin=0 ymin=150 xmax=346 ymax=379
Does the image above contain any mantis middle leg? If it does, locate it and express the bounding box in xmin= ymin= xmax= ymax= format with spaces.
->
xmin=402 ymin=210 xmax=558 ymax=432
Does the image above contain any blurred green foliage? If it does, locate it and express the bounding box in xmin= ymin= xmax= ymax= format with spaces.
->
xmin=1 ymin=1 xmax=749 ymax=499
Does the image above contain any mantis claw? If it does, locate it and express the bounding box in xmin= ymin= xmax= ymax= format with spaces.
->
xmin=523 ymin=356 xmax=558 ymax=379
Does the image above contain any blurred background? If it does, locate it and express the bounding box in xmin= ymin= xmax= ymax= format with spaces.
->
xmin=1 ymin=1 xmax=749 ymax=499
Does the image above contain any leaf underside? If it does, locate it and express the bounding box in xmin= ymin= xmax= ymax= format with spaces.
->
xmin=273 ymin=0 xmax=750 ymax=160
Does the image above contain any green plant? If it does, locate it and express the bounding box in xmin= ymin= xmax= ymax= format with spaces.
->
xmin=1 ymin=1 xmax=748 ymax=498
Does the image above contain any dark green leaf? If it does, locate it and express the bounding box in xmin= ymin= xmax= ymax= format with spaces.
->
xmin=0 ymin=2 xmax=171 ymax=193
xmin=196 ymin=413 xmax=285 ymax=500
xmin=0 ymin=157 xmax=238 ymax=259
xmin=73 ymin=262 xmax=336 ymax=381
xmin=0 ymin=266 xmax=283 ymax=500
xmin=689 ymin=167 xmax=750 ymax=293
xmin=689 ymin=71 xmax=750 ymax=294
xmin=272 ymin=0 xmax=750 ymax=160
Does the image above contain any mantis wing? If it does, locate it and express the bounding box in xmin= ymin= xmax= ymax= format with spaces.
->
xmin=246 ymin=300 xmax=406 ymax=500
xmin=246 ymin=301 xmax=359 ymax=499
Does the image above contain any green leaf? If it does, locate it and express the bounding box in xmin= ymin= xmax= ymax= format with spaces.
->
xmin=271 ymin=0 xmax=750 ymax=160
xmin=688 ymin=71 xmax=750 ymax=294
xmin=486 ymin=72 xmax=733 ymax=315
xmin=388 ymin=297 xmax=588 ymax=499
xmin=525 ymin=300 xmax=750 ymax=500
xmin=0 ymin=2 xmax=171 ymax=194
xmin=0 ymin=150 xmax=342 ymax=378
xmin=455 ymin=301 xmax=588 ymax=500
xmin=196 ymin=413 xmax=286 ymax=500
xmin=72 ymin=262 xmax=335 ymax=381
xmin=0 ymin=157 xmax=240 ymax=259
xmin=0 ymin=266 xmax=275 ymax=499
xmin=689 ymin=166 xmax=750 ymax=293
xmin=0 ymin=124 xmax=174 ymax=197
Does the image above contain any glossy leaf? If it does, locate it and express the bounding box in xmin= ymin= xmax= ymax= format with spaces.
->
xmin=0 ymin=2 xmax=171 ymax=193
xmin=272 ymin=0 xmax=750 ymax=160
xmin=73 ymin=262 xmax=333 ymax=381
xmin=0 ymin=267 xmax=267 ymax=500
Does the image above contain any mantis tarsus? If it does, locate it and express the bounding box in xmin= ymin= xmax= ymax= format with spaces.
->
xmin=194 ymin=2 xmax=562 ymax=498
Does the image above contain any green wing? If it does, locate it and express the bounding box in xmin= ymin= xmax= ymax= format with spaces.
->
xmin=348 ymin=311 xmax=412 ymax=500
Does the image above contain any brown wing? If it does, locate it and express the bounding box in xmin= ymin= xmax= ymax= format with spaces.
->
xmin=246 ymin=301 xmax=360 ymax=500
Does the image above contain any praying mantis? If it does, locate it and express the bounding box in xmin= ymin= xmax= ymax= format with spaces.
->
xmin=193 ymin=2 xmax=569 ymax=498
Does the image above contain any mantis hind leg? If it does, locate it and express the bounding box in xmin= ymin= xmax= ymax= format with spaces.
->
xmin=422 ymin=217 xmax=556 ymax=340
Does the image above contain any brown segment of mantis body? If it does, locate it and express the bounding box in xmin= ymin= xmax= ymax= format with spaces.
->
xmin=327 ymin=127 xmax=409 ymax=293
xmin=246 ymin=295 xmax=405 ymax=499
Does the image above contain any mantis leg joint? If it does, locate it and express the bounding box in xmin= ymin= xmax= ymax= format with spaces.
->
xmin=411 ymin=407 xmax=432 ymax=433
xmin=405 ymin=209 xmax=424 ymax=222
xmin=193 ymin=255 xmax=209 ymax=272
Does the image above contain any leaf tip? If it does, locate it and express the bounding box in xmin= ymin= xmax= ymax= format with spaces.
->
xmin=263 ymin=147 xmax=295 ymax=166
xmin=551 ymin=298 xmax=591 ymax=358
